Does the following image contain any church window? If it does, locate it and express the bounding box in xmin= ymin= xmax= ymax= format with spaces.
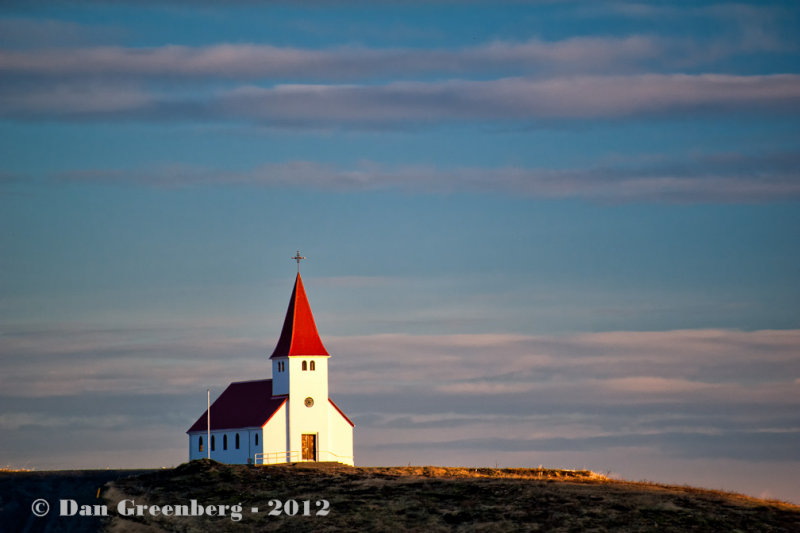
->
xmin=199 ymin=436 xmax=203 ymax=452
xmin=255 ymin=433 xmax=259 ymax=446
xmin=310 ymin=361 xmax=316 ymax=371
xmin=302 ymin=361 xmax=307 ymax=371
xmin=211 ymin=436 xmax=215 ymax=451
xmin=223 ymin=434 xmax=228 ymax=450
xmin=235 ymin=433 xmax=240 ymax=449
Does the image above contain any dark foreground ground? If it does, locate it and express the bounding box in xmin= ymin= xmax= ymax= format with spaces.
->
xmin=2 ymin=460 xmax=799 ymax=532
xmin=0 ymin=468 xmax=153 ymax=533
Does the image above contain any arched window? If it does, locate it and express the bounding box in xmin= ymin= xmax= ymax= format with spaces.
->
xmin=302 ymin=360 xmax=307 ymax=371
xmin=199 ymin=436 xmax=203 ymax=452
xmin=235 ymin=433 xmax=240 ymax=449
xmin=223 ymin=434 xmax=228 ymax=450
xmin=255 ymin=433 xmax=259 ymax=446
xmin=310 ymin=361 xmax=316 ymax=371
xmin=211 ymin=435 xmax=216 ymax=451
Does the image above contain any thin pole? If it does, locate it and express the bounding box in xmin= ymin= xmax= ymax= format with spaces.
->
xmin=207 ymin=389 xmax=210 ymax=460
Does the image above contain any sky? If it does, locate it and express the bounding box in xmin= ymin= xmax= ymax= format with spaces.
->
xmin=1 ymin=0 xmax=799 ymax=504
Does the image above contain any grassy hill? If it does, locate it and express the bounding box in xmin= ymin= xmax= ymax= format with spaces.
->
xmin=3 ymin=460 xmax=799 ymax=532
xmin=104 ymin=460 xmax=798 ymax=532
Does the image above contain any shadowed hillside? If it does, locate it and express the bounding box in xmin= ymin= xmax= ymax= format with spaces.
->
xmin=0 ymin=468 xmax=153 ymax=533
xmin=100 ymin=460 xmax=800 ymax=532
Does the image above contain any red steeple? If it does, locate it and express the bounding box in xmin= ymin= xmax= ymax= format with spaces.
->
xmin=270 ymin=274 xmax=330 ymax=358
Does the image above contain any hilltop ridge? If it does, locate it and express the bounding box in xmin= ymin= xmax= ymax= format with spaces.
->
xmin=101 ymin=460 xmax=800 ymax=532
xmin=2 ymin=461 xmax=797 ymax=532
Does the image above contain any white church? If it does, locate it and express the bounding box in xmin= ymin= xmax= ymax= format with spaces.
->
xmin=187 ymin=260 xmax=354 ymax=465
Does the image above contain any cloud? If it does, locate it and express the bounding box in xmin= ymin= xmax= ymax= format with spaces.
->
xmin=329 ymin=328 xmax=800 ymax=392
xmin=221 ymin=74 xmax=800 ymax=124
xmin=368 ymin=430 xmax=800 ymax=462
xmin=0 ymin=322 xmax=271 ymax=396
xmin=0 ymin=80 xmax=152 ymax=116
xmin=54 ymin=150 xmax=800 ymax=203
xmin=0 ymin=37 xmax=671 ymax=80
xmin=5 ymin=324 xmax=798 ymax=402
xmin=584 ymin=3 xmax=792 ymax=57
xmin=2 ymin=73 xmax=799 ymax=124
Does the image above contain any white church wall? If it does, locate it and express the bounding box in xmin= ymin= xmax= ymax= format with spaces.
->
xmin=271 ymin=356 xmax=290 ymax=396
xmin=327 ymin=402 xmax=355 ymax=465
xmin=288 ymin=356 xmax=329 ymax=404
xmin=249 ymin=427 xmax=262 ymax=462
xmin=188 ymin=429 xmax=257 ymax=464
xmin=189 ymin=433 xmax=205 ymax=461
xmin=187 ymin=424 xmax=267 ymax=464
xmin=261 ymin=401 xmax=288 ymax=463
xmin=216 ymin=429 xmax=250 ymax=464
xmin=287 ymin=356 xmax=330 ymax=459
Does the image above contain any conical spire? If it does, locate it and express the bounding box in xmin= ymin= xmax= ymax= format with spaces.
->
xmin=270 ymin=274 xmax=330 ymax=358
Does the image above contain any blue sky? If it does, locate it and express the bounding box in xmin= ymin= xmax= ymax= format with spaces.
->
xmin=1 ymin=0 xmax=799 ymax=503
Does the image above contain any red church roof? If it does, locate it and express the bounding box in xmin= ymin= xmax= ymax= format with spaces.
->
xmin=187 ymin=380 xmax=286 ymax=433
xmin=270 ymin=274 xmax=330 ymax=358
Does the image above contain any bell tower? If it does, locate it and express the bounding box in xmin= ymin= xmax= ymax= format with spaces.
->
xmin=269 ymin=252 xmax=333 ymax=460
xmin=269 ymin=272 xmax=330 ymax=397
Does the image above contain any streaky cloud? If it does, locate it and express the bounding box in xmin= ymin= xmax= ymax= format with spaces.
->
xmin=2 ymin=74 xmax=799 ymax=125
xmin=0 ymin=35 xmax=705 ymax=80
xmin=217 ymin=74 xmax=800 ymax=124
xmin=369 ymin=430 xmax=800 ymax=461
xmin=54 ymin=150 xmax=800 ymax=203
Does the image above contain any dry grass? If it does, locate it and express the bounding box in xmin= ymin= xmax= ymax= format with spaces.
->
xmin=5 ymin=461 xmax=796 ymax=531
xmin=0 ymin=465 xmax=33 ymax=472
xmin=101 ymin=460 xmax=800 ymax=532
xmin=363 ymin=465 xmax=607 ymax=481
xmin=615 ymin=478 xmax=800 ymax=511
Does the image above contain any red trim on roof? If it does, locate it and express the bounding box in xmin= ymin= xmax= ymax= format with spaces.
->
xmin=270 ymin=274 xmax=330 ymax=358
xmin=329 ymin=398 xmax=355 ymax=427
xmin=261 ymin=398 xmax=287 ymax=428
xmin=187 ymin=379 xmax=285 ymax=433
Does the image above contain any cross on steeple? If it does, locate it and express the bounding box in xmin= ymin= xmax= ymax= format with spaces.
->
xmin=292 ymin=250 xmax=306 ymax=273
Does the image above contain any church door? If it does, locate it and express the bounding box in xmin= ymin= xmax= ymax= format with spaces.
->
xmin=301 ymin=434 xmax=317 ymax=461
